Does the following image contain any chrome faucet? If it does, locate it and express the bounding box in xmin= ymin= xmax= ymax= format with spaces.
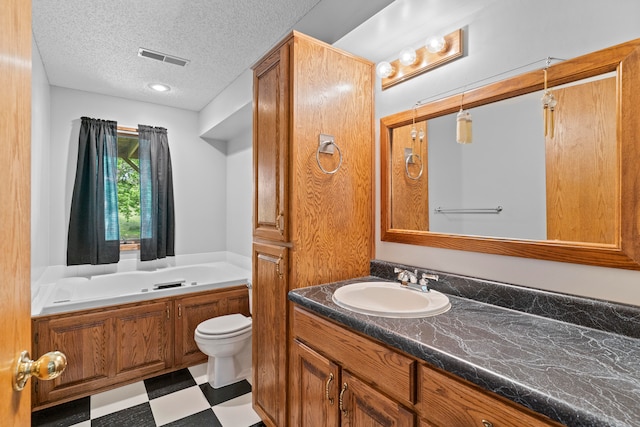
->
xmin=394 ymin=268 xmax=438 ymax=293
xmin=394 ymin=268 xmax=417 ymax=285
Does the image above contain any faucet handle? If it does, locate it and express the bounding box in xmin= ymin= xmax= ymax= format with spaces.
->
xmin=421 ymin=273 xmax=439 ymax=281
xmin=409 ymin=270 xmax=418 ymax=284
xmin=419 ymin=273 xmax=438 ymax=292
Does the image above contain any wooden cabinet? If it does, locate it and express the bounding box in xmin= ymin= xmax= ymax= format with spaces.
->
xmin=252 ymin=30 xmax=374 ymax=427
xmin=32 ymin=285 xmax=248 ymax=410
xmin=291 ymin=308 xmax=415 ymax=427
xmin=174 ymin=287 xmax=250 ymax=367
xmin=291 ymin=306 xmax=562 ymax=427
xmin=253 ymin=43 xmax=289 ymax=243
xmin=418 ymin=364 xmax=560 ymax=427
xmin=33 ymin=301 xmax=171 ymax=408
xmin=113 ymin=302 xmax=172 ymax=378
xmin=252 ymin=242 xmax=289 ymax=427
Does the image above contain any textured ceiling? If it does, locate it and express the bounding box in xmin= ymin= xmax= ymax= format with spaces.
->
xmin=32 ymin=0 xmax=392 ymax=111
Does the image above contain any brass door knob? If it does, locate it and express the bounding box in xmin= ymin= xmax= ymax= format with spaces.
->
xmin=13 ymin=350 xmax=67 ymax=391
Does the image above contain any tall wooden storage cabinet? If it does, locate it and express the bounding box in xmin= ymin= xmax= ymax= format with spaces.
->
xmin=252 ymin=31 xmax=374 ymax=427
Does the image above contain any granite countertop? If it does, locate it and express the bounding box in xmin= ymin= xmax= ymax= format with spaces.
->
xmin=288 ymin=276 xmax=640 ymax=427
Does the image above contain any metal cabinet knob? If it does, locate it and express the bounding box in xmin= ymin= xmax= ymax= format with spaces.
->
xmin=481 ymin=419 xmax=494 ymax=427
xmin=13 ymin=350 xmax=67 ymax=391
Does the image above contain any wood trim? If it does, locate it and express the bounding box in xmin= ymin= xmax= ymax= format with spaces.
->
xmin=380 ymin=38 xmax=640 ymax=270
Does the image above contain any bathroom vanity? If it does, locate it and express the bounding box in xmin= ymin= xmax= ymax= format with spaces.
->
xmin=288 ymin=263 xmax=640 ymax=427
xmin=291 ymin=306 xmax=561 ymax=427
xmin=31 ymin=285 xmax=249 ymax=410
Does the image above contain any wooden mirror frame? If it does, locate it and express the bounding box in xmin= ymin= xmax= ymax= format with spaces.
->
xmin=380 ymin=38 xmax=640 ymax=270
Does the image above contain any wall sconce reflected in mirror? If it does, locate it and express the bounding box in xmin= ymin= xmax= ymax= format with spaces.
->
xmin=377 ymin=28 xmax=464 ymax=90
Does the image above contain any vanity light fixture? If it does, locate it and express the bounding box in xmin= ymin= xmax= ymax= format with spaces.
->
xmin=398 ymin=47 xmax=417 ymax=66
xmin=376 ymin=61 xmax=395 ymax=78
xmin=425 ymin=35 xmax=447 ymax=54
xmin=377 ymin=28 xmax=464 ymax=90
xmin=148 ymin=83 xmax=171 ymax=92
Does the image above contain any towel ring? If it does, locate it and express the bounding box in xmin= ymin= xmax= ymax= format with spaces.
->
xmin=405 ymin=153 xmax=423 ymax=180
xmin=316 ymin=141 xmax=343 ymax=175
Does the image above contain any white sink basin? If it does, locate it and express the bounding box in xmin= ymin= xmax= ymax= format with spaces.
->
xmin=332 ymin=281 xmax=451 ymax=318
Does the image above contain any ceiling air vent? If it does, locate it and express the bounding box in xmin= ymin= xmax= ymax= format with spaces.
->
xmin=138 ymin=48 xmax=190 ymax=67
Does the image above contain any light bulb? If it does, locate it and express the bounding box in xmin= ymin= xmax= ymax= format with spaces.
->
xmin=425 ymin=36 xmax=447 ymax=54
xmin=376 ymin=61 xmax=394 ymax=78
xmin=149 ymin=83 xmax=171 ymax=92
xmin=398 ymin=47 xmax=417 ymax=66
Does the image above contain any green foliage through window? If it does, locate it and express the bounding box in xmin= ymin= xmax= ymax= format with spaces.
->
xmin=117 ymin=135 xmax=141 ymax=242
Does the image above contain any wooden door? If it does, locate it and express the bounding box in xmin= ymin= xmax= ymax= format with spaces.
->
xmin=252 ymin=242 xmax=288 ymax=427
xmin=253 ymin=41 xmax=290 ymax=242
xmin=290 ymin=340 xmax=340 ymax=427
xmin=340 ymin=371 xmax=415 ymax=427
xmin=0 ymin=0 xmax=33 ymax=423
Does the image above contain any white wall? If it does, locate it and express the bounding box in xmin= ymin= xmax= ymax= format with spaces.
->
xmin=335 ymin=0 xmax=640 ymax=306
xmin=31 ymin=39 xmax=51 ymax=281
xmin=225 ymin=128 xmax=253 ymax=258
xmin=46 ymin=87 xmax=228 ymax=267
xmin=428 ymin=92 xmax=546 ymax=240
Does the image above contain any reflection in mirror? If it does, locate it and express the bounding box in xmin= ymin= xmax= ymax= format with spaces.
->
xmin=380 ymin=38 xmax=640 ymax=270
xmin=390 ymin=74 xmax=617 ymax=244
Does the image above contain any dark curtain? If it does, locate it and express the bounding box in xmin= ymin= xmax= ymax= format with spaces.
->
xmin=67 ymin=117 xmax=120 ymax=265
xmin=139 ymin=124 xmax=175 ymax=261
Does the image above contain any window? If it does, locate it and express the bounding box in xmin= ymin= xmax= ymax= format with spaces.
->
xmin=117 ymin=128 xmax=140 ymax=251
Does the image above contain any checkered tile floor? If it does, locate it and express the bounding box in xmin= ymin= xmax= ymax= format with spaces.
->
xmin=31 ymin=363 xmax=264 ymax=427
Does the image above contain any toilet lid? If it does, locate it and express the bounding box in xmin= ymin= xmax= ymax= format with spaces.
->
xmin=197 ymin=314 xmax=251 ymax=335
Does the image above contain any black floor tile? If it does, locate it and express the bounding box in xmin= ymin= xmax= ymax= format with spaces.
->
xmin=199 ymin=379 xmax=252 ymax=406
xmin=163 ymin=408 xmax=223 ymax=427
xmin=31 ymin=396 xmax=90 ymax=427
xmin=144 ymin=368 xmax=196 ymax=400
xmin=91 ymin=402 xmax=155 ymax=427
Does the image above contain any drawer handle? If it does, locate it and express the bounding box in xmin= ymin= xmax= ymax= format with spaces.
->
xmin=481 ymin=420 xmax=494 ymax=427
xmin=325 ymin=373 xmax=334 ymax=404
xmin=339 ymin=382 xmax=348 ymax=415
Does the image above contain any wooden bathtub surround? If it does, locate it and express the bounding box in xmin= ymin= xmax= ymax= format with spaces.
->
xmin=31 ymin=285 xmax=249 ymax=410
xmin=252 ymin=31 xmax=374 ymax=426
xmin=291 ymin=307 xmax=562 ymax=427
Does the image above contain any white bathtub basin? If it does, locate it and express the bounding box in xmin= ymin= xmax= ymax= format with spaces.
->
xmin=332 ymin=281 xmax=451 ymax=318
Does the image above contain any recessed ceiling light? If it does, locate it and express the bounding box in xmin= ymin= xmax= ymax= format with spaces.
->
xmin=149 ymin=83 xmax=171 ymax=92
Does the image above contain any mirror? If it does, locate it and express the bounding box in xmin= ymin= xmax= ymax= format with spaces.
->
xmin=381 ymin=38 xmax=640 ymax=270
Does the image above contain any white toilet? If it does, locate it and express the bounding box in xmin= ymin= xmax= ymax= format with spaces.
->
xmin=194 ymin=284 xmax=252 ymax=388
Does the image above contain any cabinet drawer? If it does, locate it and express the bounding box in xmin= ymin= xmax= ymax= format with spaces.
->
xmin=419 ymin=364 xmax=561 ymax=427
xmin=293 ymin=307 xmax=415 ymax=405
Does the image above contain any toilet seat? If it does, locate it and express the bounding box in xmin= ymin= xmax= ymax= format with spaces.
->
xmin=196 ymin=314 xmax=251 ymax=339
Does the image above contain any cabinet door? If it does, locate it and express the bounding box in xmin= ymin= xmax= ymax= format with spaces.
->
xmin=32 ymin=311 xmax=116 ymax=407
xmin=253 ymin=41 xmax=290 ymax=242
xmin=174 ymin=286 xmax=249 ymax=367
xmin=252 ymin=242 xmax=288 ymax=427
xmin=290 ymin=340 xmax=340 ymax=427
xmin=340 ymin=370 xmax=415 ymax=427
xmin=114 ymin=302 xmax=172 ymax=380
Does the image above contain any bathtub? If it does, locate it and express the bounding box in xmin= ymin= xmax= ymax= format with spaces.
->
xmin=32 ymin=261 xmax=250 ymax=316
